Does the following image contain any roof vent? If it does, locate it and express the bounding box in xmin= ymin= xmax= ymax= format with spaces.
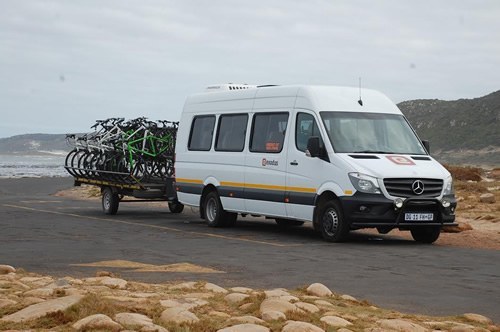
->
xmin=205 ymin=83 xmax=257 ymax=92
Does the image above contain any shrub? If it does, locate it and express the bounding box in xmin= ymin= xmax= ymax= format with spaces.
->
xmin=443 ymin=164 xmax=482 ymax=182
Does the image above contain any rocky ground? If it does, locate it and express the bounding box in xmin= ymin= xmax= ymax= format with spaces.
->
xmin=0 ymin=265 xmax=498 ymax=332
xmin=4 ymin=165 xmax=498 ymax=331
xmin=417 ymin=166 xmax=500 ymax=250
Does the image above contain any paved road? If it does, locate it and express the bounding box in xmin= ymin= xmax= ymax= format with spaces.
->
xmin=0 ymin=177 xmax=499 ymax=322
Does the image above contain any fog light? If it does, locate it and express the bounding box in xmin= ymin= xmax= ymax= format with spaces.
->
xmin=394 ymin=198 xmax=404 ymax=209
xmin=441 ymin=199 xmax=451 ymax=208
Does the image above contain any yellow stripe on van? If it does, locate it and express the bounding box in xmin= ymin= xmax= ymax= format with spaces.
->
xmin=287 ymin=186 xmax=317 ymax=193
xmin=177 ymin=178 xmax=316 ymax=194
xmin=176 ymin=178 xmax=203 ymax=184
xmin=221 ymin=181 xmax=316 ymax=193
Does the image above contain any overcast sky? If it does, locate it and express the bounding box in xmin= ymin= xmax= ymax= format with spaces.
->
xmin=0 ymin=0 xmax=499 ymax=138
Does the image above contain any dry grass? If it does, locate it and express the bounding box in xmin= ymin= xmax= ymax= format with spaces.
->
xmin=455 ymin=180 xmax=488 ymax=193
xmin=64 ymin=294 xmax=121 ymax=321
xmin=443 ymin=165 xmax=500 ymax=222
xmin=490 ymin=168 xmax=500 ymax=180
xmin=444 ymin=164 xmax=483 ymax=181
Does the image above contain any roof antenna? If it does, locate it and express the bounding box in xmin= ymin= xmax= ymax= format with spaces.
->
xmin=358 ymin=77 xmax=363 ymax=106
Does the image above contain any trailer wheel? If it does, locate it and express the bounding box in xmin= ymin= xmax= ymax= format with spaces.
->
xmin=410 ymin=227 xmax=441 ymax=244
xmin=102 ymin=187 xmax=119 ymax=215
xmin=168 ymin=201 xmax=184 ymax=214
xmin=203 ymin=191 xmax=236 ymax=227
xmin=317 ymin=200 xmax=349 ymax=242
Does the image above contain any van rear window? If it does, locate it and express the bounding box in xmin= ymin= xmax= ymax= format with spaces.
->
xmin=188 ymin=115 xmax=216 ymax=151
xmin=215 ymin=114 xmax=248 ymax=152
xmin=250 ymin=113 xmax=289 ymax=153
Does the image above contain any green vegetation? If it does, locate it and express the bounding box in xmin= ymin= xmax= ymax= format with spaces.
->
xmin=399 ymin=90 xmax=500 ymax=164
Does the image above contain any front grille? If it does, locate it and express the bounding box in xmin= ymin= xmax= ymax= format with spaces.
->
xmin=383 ymin=178 xmax=443 ymax=198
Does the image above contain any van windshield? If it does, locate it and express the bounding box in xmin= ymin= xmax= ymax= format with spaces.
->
xmin=320 ymin=112 xmax=427 ymax=155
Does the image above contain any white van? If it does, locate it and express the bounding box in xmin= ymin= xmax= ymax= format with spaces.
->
xmin=174 ymin=84 xmax=457 ymax=243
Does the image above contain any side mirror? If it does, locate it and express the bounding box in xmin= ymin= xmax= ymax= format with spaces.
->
xmin=306 ymin=136 xmax=320 ymax=158
xmin=422 ymin=140 xmax=430 ymax=154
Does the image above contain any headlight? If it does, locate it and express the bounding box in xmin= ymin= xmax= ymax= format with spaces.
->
xmin=443 ymin=175 xmax=454 ymax=195
xmin=349 ymin=173 xmax=381 ymax=194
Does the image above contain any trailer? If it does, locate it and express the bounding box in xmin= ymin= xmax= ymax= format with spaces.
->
xmin=68 ymin=171 xmax=183 ymax=215
xmin=64 ymin=118 xmax=184 ymax=215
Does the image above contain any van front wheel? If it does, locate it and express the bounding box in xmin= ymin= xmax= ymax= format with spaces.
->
xmin=410 ymin=227 xmax=441 ymax=244
xmin=204 ymin=191 xmax=236 ymax=227
xmin=318 ymin=200 xmax=349 ymax=242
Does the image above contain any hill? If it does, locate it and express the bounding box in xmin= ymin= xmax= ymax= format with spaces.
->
xmin=0 ymin=133 xmax=69 ymax=155
xmin=1 ymin=90 xmax=499 ymax=165
xmin=398 ymin=90 xmax=500 ymax=165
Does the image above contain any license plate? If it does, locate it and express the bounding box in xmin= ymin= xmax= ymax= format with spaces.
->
xmin=404 ymin=213 xmax=434 ymax=221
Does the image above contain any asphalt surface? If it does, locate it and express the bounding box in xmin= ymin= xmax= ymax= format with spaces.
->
xmin=0 ymin=177 xmax=499 ymax=322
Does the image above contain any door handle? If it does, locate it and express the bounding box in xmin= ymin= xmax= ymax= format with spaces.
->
xmin=290 ymin=161 xmax=298 ymax=166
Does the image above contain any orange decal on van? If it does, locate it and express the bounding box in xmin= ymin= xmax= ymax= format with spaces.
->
xmin=386 ymin=156 xmax=415 ymax=165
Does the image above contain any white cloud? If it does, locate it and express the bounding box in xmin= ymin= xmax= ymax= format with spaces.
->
xmin=0 ymin=0 xmax=499 ymax=137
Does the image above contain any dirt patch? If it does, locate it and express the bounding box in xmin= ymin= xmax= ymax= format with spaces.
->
xmin=444 ymin=164 xmax=483 ymax=181
xmin=72 ymin=260 xmax=224 ymax=274
xmin=54 ymin=184 xmax=100 ymax=200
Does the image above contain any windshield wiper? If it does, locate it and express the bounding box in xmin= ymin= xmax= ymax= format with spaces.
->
xmin=351 ymin=150 xmax=393 ymax=154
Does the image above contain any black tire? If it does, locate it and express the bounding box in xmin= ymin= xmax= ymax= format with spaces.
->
xmin=102 ymin=187 xmax=119 ymax=215
xmin=78 ymin=151 xmax=94 ymax=176
xmin=317 ymin=200 xmax=349 ymax=242
xmin=312 ymin=218 xmax=322 ymax=233
xmin=224 ymin=212 xmax=238 ymax=227
xmin=203 ymin=191 xmax=237 ymax=227
xmin=377 ymin=227 xmax=392 ymax=234
xmin=168 ymin=201 xmax=184 ymax=214
xmin=275 ymin=218 xmax=305 ymax=227
xmin=71 ymin=150 xmax=87 ymax=177
xmin=410 ymin=227 xmax=441 ymax=244
xmin=64 ymin=149 xmax=78 ymax=176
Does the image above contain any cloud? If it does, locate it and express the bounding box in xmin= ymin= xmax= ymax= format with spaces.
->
xmin=0 ymin=0 xmax=499 ymax=137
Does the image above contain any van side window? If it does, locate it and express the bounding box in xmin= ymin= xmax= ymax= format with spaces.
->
xmin=215 ymin=114 xmax=248 ymax=152
xmin=188 ymin=115 xmax=216 ymax=151
xmin=250 ymin=113 xmax=289 ymax=153
xmin=296 ymin=113 xmax=323 ymax=152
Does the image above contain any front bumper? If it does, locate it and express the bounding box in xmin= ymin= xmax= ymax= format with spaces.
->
xmin=339 ymin=192 xmax=457 ymax=229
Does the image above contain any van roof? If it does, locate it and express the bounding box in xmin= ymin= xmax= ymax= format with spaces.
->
xmin=185 ymin=85 xmax=400 ymax=114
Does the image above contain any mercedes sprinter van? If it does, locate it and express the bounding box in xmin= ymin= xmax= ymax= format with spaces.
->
xmin=174 ymin=84 xmax=457 ymax=243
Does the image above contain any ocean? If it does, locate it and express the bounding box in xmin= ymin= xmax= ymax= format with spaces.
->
xmin=0 ymin=154 xmax=68 ymax=178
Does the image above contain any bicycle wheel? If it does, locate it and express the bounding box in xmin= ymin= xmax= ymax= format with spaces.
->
xmin=64 ymin=149 xmax=78 ymax=176
xmin=131 ymin=158 xmax=148 ymax=181
xmin=71 ymin=150 xmax=87 ymax=177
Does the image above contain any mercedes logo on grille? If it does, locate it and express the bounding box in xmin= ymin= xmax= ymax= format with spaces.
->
xmin=412 ymin=180 xmax=425 ymax=195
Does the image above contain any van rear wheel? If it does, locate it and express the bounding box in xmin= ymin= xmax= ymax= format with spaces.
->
xmin=204 ymin=191 xmax=236 ymax=227
xmin=318 ymin=200 xmax=349 ymax=242
xmin=410 ymin=227 xmax=441 ymax=244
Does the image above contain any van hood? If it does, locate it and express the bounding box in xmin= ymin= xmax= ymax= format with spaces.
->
xmin=338 ymin=154 xmax=450 ymax=179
